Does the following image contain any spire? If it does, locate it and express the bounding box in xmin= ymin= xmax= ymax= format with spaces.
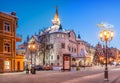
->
xmin=52 ymin=6 xmax=60 ymax=25
xmin=78 ymin=33 xmax=81 ymax=39
xmin=27 ymin=35 xmax=30 ymax=42
xmin=59 ymin=24 xmax=63 ymax=30
xmin=54 ymin=6 xmax=59 ymax=21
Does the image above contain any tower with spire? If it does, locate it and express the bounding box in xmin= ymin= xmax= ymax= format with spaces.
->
xmin=52 ymin=6 xmax=60 ymax=26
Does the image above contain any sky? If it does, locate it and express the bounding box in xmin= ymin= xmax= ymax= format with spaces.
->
xmin=1 ymin=0 xmax=120 ymax=49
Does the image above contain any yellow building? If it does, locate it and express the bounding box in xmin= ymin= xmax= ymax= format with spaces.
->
xmin=0 ymin=11 xmax=24 ymax=72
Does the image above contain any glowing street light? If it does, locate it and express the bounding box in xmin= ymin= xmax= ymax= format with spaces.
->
xmin=28 ymin=43 xmax=37 ymax=74
xmin=98 ymin=22 xmax=114 ymax=81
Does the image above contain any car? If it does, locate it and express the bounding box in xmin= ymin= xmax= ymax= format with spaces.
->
xmin=35 ymin=65 xmax=43 ymax=71
xmin=43 ymin=65 xmax=53 ymax=70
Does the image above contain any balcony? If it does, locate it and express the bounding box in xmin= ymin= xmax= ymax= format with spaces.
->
xmin=16 ymin=34 xmax=22 ymax=42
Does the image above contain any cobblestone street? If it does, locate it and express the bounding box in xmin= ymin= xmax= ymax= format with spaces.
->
xmin=0 ymin=66 xmax=120 ymax=83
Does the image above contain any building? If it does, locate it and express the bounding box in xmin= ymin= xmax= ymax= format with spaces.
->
xmin=0 ymin=11 xmax=24 ymax=72
xmin=26 ymin=6 xmax=95 ymax=67
xmin=110 ymin=47 xmax=120 ymax=63
xmin=94 ymin=42 xmax=120 ymax=65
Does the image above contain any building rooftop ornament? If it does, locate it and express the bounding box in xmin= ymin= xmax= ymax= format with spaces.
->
xmin=97 ymin=22 xmax=114 ymax=30
xmin=52 ymin=6 xmax=60 ymax=25
xmin=78 ymin=34 xmax=81 ymax=39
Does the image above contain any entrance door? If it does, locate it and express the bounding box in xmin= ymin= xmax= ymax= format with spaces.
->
xmin=17 ymin=61 xmax=20 ymax=71
xmin=0 ymin=59 xmax=3 ymax=73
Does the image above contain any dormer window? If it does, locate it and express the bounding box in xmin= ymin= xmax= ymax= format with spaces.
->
xmin=4 ymin=22 xmax=10 ymax=32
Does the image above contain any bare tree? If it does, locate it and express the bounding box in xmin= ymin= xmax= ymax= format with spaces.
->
xmin=38 ymin=27 xmax=48 ymax=65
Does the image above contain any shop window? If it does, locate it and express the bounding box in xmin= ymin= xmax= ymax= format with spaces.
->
xmin=4 ymin=61 xmax=10 ymax=69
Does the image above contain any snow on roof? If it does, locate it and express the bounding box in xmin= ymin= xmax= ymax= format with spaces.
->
xmin=0 ymin=11 xmax=18 ymax=18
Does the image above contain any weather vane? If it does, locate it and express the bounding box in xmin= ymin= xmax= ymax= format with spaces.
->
xmin=97 ymin=22 xmax=114 ymax=30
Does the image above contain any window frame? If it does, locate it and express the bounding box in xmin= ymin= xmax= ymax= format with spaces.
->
xmin=61 ymin=43 xmax=65 ymax=49
xmin=4 ymin=22 xmax=11 ymax=32
xmin=4 ymin=43 xmax=11 ymax=53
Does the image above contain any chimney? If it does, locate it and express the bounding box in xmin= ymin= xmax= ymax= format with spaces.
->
xmin=11 ymin=12 xmax=16 ymax=16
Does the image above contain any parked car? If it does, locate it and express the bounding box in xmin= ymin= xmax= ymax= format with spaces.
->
xmin=43 ymin=65 xmax=53 ymax=70
xmin=35 ymin=65 xmax=43 ymax=71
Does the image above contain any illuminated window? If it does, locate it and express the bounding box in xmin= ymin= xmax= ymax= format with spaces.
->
xmin=4 ymin=61 xmax=10 ymax=69
xmin=4 ymin=43 xmax=10 ymax=52
xmin=4 ymin=22 xmax=10 ymax=32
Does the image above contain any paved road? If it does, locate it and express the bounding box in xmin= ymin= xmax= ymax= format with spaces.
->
xmin=0 ymin=66 xmax=120 ymax=83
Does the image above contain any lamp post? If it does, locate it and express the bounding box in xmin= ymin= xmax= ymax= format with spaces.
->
xmin=99 ymin=29 xmax=114 ymax=81
xmin=28 ymin=43 xmax=37 ymax=74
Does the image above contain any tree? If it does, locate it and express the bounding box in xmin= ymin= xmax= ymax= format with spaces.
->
xmin=93 ymin=42 xmax=104 ymax=65
xmin=38 ymin=27 xmax=49 ymax=65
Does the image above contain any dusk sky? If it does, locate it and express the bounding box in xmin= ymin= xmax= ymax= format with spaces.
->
xmin=1 ymin=0 xmax=120 ymax=49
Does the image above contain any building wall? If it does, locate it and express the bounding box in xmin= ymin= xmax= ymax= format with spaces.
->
xmin=15 ymin=56 xmax=24 ymax=71
xmin=27 ymin=30 xmax=95 ymax=67
xmin=0 ymin=12 xmax=23 ymax=72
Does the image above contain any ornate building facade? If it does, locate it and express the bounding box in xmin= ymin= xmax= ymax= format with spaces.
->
xmin=25 ymin=7 xmax=95 ymax=67
xmin=0 ymin=11 xmax=24 ymax=72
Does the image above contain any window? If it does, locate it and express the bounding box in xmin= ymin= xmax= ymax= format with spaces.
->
xmin=61 ymin=43 xmax=65 ymax=49
xmin=68 ymin=46 xmax=71 ymax=51
xmin=51 ymin=44 xmax=53 ymax=49
xmin=46 ymin=45 xmax=49 ymax=50
xmin=51 ymin=63 xmax=53 ymax=66
xmin=62 ymin=34 xmax=64 ymax=38
xmin=51 ymin=55 xmax=53 ymax=59
xmin=74 ymin=48 xmax=76 ymax=53
xmin=4 ymin=61 xmax=10 ymax=69
xmin=57 ymin=34 xmax=60 ymax=37
xmin=57 ymin=63 xmax=59 ymax=66
xmin=57 ymin=55 xmax=59 ymax=60
xmin=4 ymin=22 xmax=10 ymax=32
xmin=68 ymin=32 xmax=70 ymax=37
xmin=4 ymin=43 xmax=10 ymax=52
xmin=46 ymin=44 xmax=54 ymax=49
xmin=72 ymin=48 xmax=73 ymax=52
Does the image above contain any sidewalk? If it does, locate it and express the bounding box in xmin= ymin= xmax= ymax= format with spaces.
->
xmin=0 ymin=71 xmax=25 ymax=75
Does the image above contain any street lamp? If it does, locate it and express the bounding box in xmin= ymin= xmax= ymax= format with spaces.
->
xmin=99 ymin=29 xmax=114 ymax=81
xmin=28 ymin=43 xmax=37 ymax=74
